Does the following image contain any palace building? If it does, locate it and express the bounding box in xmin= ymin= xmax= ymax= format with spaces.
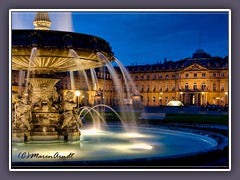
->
xmin=12 ymin=49 xmax=229 ymax=107
xmin=124 ymin=49 xmax=229 ymax=106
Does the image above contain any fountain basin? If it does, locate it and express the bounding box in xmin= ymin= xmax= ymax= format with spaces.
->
xmin=11 ymin=125 xmax=228 ymax=168
xmin=12 ymin=30 xmax=114 ymax=72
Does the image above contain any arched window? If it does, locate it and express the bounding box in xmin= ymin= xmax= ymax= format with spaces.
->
xmin=202 ymin=83 xmax=206 ymax=90
xmin=213 ymin=83 xmax=216 ymax=91
xmin=152 ymin=74 xmax=156 ymax=80
xmin=221 ymin=84 xmax=224 ymax=91
xmin=193 ymin=83 xmax=197 ymax=91
xmin=153 ymin=84 xmax=156 ymax=92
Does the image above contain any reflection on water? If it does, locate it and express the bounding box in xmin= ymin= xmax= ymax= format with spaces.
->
xmin=12 ymin=126 xmax=217 ymax=162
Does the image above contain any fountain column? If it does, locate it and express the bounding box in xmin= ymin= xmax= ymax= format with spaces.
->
xmin=27 ymin=77 xmax=61 ymax=141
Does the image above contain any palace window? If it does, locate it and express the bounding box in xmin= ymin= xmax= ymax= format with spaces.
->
xmin=153 ymin=84 xmax=156 ymax=92
xmin=134 ymin=75 xmax=138 ymax=80
xmin=159 ymin=86 xmax=162 ymax=92
xmin=172 ymin=84 xmax=175 ymax=91
xmin=185 ymin=73 xmax=189 ymax=78
xmin=202 ymin=83 xmax=206 ymax=90
xmin=221 ymin=84 xmax=224 ymax=91
xmin=172 ymin=74 xmax=176 ymax=78
xmin=165 ymin=97 xmax=169 ymax=103
xmin=185 ymin=83 xmax=189 ymax=91
xmin=213 ymin=83 xmax=216 ymax=91
xmin=221 ymin=72 xmax=225 ymax=77
xmin=153 ymin=97 xmax=156 ymax=102
xmin=202 ymin=73 xmax=206 ymax=77
xmin=152 ymin=74 xmax=156 ymax=80
xmin=147 ymin=85 xmax=150 ymax=92
xmin=147 ymin=75 xmax=150 ymax=80
xmin=141 ymin=75 xmax=144 ymax=80
xmin=165 ymin=74 xmax=169 ymax=79
xmin=213 ymin=73 xmax=216 ymax=77
xmin=159 ymin=74 xmax=162 ymax=79
xmin=194 ymin=73 xmax=197 ymax=77
xmin=141 ymin=85 xmax=144 ymax=92
xmin=165 ymin=84 xmax=168 ymax=91
xmin=193 ymin=83 xmax=197 ymax=91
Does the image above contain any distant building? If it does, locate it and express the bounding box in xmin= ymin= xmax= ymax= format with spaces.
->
xmin=12 ymin=49 xmax=229 ymax=106
xmin=124 ymin=49 xmax=228 ymax=106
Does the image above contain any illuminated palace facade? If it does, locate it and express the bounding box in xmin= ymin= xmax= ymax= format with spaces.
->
xmin=12 ymin=49 xmax=229 ymax=107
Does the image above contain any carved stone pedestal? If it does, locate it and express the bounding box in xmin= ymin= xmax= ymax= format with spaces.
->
xmin=12 ymin=129 xmax=31 ymax=143
xmin=62 ymin=128 xmax=80 ymax=142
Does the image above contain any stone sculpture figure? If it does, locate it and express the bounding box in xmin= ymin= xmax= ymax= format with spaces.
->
xmin=31 ymin=96 xmax=42 ymax=110
xmin=47 ymin=87 xmax=61 ymax=110
xmin=61 ymin=91 xmax=83 ymax=129
xmin=15 ymin=97 xmax=31 ymax=130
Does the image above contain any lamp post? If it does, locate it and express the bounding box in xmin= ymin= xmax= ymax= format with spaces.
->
xmin=75 ymin=91 xmax=81 ymax=108
xmin=180 ymin=92 xmax=183 ymax=102
xmin=201 ymin=92 xmax=205 ymax=105
xmin=225 ymin=92 xmax=228 ymax=105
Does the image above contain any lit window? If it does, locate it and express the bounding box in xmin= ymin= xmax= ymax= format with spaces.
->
xmin=152 ymin=74 xmax=156 ymax=80
xmin=147 ymin=85 xmax=150 ymax=92
xmin=213 ymin=84 xmax=216 ymax=91
xmin=153 ymin=85 xmax=156 ymax=92
xmin=221 ymin=84 xmax=224 ymax=91
xmin=153 ymin=97 xmax=156 ymax=102
xmin=193 ymin=83 xmax=197 ymax=90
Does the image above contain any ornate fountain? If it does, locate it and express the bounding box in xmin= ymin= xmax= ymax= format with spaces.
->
xmin=11 ymin=12 xmax=114 ymax=142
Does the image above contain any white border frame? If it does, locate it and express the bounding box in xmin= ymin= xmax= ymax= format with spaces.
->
xmin=9 ymin=9 xmax=231 ymax=172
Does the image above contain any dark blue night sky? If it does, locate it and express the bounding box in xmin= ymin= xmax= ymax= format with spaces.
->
xmin=12 ymin=11 xmax=229 ymax=66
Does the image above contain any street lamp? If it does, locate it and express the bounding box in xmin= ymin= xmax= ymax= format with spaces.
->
xmin=180 ymin=92 xmax=183 ymax=102
xmin=159 ymin=92 xmax=163 ymax=106
xmin=225 ymin=92 xmax=228 ymax=105
xmin=201 ymin=92 xmax=205 ymax=105
xmin=75 ymin=91 xmax=81 ymax=108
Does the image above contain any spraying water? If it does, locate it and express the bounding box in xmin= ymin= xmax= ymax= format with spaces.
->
xmin=18 ymin=70 xmax=26 ymax=94
xmin=97 ymin=52 xmax=124 ymax=104
xmin=90 ymin=69 xmax=98 ymax=91
xmin=78 ymin=70 xmax=90 ymax=91
xmin=69 ymin=49 xmax=79 ymax=90
xmin=25 ymin=47 xmax=37 ymax=95
xmin=69 ymin=71 xmax=75 ymax=90
xmin=115 ymin=58 xmax=137 ymax=98
xmin=96 ymin=53 xmax=139 ymax=130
